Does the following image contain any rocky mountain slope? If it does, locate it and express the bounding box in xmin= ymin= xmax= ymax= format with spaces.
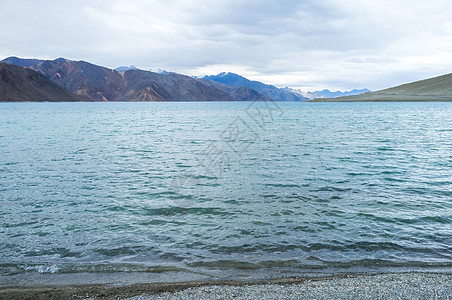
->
xmin=203 ymin=72 xmax=308 ymax=101
xmin=2 ymin=57 xmax=255 ymax=101
xmin=29 ymin=58 xmax=126 ymax=101
xmin=197 ymin=78 xmax=271 ymax=101
xmin=120 ymin=70 xmax=234 ymax=101
xmin=1 ymin=56 xmax=45 ymax=68
xmin=0 ymin=62 xmax=86 ymax=102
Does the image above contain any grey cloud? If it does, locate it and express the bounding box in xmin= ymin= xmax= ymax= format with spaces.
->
xmin=1 ymin=0 xmax=452 ymax=91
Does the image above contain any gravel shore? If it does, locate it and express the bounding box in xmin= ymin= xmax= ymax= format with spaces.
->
xmin=128 ymin=273 xmax=452 ymax=300
xmin=2 ymin=273 xmax=451 ymax=299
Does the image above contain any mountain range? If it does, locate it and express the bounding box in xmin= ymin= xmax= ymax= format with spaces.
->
xmin=2 ymin=57 xmax=233 ymax=101
xmin=1 ymin=56 xmax=450 ymax=102
xmin=295 ymin=88 xmax=371 ymax=99
xmin=202 ymin=72 xmax=371 ymax=100
xmin=1 ymin=56 xmax=373 ymax=102
xmin=203 ymin=72 xmax=308 ymax=101
xmin=1 ymin=57 xmax=278 ymax=102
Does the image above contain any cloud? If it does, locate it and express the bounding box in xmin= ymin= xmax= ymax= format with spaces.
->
xmin=1 ymin=0 xmax=452 ymax=91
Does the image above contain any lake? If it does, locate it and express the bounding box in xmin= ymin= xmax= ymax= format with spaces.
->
xmin=0 ymin=101 xmax=451 ymax=286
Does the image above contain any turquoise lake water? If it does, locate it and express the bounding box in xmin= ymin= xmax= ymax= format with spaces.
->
xmin=0 ymin=102 xmax=451 ymax=285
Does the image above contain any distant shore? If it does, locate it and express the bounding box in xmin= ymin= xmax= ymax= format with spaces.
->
xmin=311 ymin=98 xmax=452 ymax=102
xmin=2 ymin=272 xmax=451 ymax=299
xmin=310 ymin=95 xmax=452 ymax=102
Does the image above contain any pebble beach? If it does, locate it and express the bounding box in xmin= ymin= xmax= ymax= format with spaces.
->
xmin=2 ymin=273 xmax=451 ymax=299
xmin=128 ymin=273 xmax=452 ymax=300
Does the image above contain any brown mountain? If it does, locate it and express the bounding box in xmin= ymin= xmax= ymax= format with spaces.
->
xmin=2 ymin=57 xmax=252 ymax=101
xmin=120 ymin=70 xmax=234 ymax=101
xmin=197 ymin=78 xmax=271 ymax=101
xmin=0 ymin=62 xmax=86 ymax=102
xmin=1 ymin=56 xmax=45 ymax=68
xmin=29 ymin=58 xmax=126 ymax=101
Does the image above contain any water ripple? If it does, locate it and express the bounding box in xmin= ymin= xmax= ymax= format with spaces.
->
xmin=1 ymin=102 xmax=451 ymax=280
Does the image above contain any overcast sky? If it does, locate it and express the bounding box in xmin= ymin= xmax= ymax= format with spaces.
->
xmin=1 ymin=0 xmax=452 ymax=91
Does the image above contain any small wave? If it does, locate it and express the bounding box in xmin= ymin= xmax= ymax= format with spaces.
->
xmin=264 ymin=183 xmax=301 ymax=188
xmin=356 ymin=212 xmax=394 ymax=223
xmin=394 ymin=215 xmax=452 ymax=225
xmin=259 ymin=259 xmax=300 ymax=268
xmin=94 ymin=246 xmax=150 ymax=257
xmin=0 ymin=263 xmax=191 ymax=276
xmin=311 ymin=186 xmax=353 ymax=192
xmin=376 ymin=146 xmax=396 ymax=151
xmin=314 ymin=258 xmax=452 ymax=269
xmin=189 ymin=260 xmax=261 ymax=270
xmin=24 ymin=248 xmax=81 ymax=258
xmin=142 ymin=206 xmax=234 ymax=217
xmin=207 ymin=240 xmax=444 ymax=255
xmin=184 ymin=258 xmax=452 ymax=272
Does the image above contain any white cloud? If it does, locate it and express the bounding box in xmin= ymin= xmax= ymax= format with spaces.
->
xmin=1 ymin=0 xmax=452 ymax=91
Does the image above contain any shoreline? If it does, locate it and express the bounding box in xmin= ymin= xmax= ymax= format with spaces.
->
xmin=2 ymin=272 xmax=451 ymax=299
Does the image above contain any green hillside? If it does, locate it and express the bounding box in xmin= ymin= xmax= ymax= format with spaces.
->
xmin=313 ymin=73 xmax=452 ymax=102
